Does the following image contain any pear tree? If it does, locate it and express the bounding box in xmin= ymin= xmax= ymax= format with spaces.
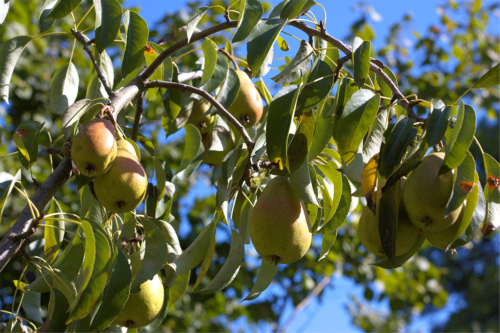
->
xmin=0 ymin=0 xmax=498 ymax=331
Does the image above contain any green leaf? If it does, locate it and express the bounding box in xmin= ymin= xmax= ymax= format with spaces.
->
xmin=271 ymin=40 xmax=313 ymax=84
xmin=277 ymin=35 xmax=290 ymax=51
xmin=38 ymin=288 xmax=69 ymax=332
xmin=168 ymin=270 xmax=190 ymax=309
xmin=247 ymin=18 xmax=287 ymax=76
xmin=154 ymin=158 xmax=166 ymax=200
xmin=80 ymin=184 xmax=105 ymax=225
xmin=215 ymin=68 xmax=241 ymax=110
xmin=254 ymin=78 xmax=272 ymax=105
xmin=482 ymin=153 xmax=500 ymax=236
xmin=238 ymin=193 xmax=255 ymax=245
xmin=233 ymin=0 xmax=264 ymax=43
xmin=0 ymin=170 xmax=21 ymax=225
xmin=192 ymin=228 xmax=216 ymax=290
xmin=440 ymin=103 xmax=476 ymax=174
xmin=144 ymin=42 xmax=164 ymax=102
xmin=352 ymin=40 xmax=371 ymax=88
xmin=50 ymin=62 xmax=79 ymax=114
xmin=198 ymin=50 xmax=228 ymax=94
xmin=296 ymin=59 xmax=334 ymax=116
xmin=163 ymin=89 xmax=182 ymax=121
xmin=363 ymin=108 xmax=388 ymax=163
xmin=130 ymin=219 xmax=168 ymax=291
xmin=280 ymin=0 xmax=308 ymax=19
xmin=90 ymin=249 xmax=132 ymax=331
xmin=376 ymin=180 xmax=402 ymax=263
xmin=67 ymin=224 xmax=111 ymax=323
xmin=172 ymin=124 xmax=204 ymax=182
xmin=74 ymin=220 xmax=96 ymax=303
xmin=173 ymin=222 xmax=216 ymax=275
xmin=122 ymin=11 xmax=149 ymax=78
xmin=426 ymin=103 xmax=452 ymax=147
xmin=337 ymin=90 xmax=380 ymax=165
xmin=61 ymin=98 xmax=108 ymax=137
xmin=39 ymin=0 xmax=57 ymax=32
xmin=95 ymin=0 xmax=122 ymax=53
xmin=46 ymin=0 xmax=83 ymax=19
xmin=445 ymin=151 xmax=475 ymax=217
xmin=372 ymin=234 xmax=425 ymax=269
xmin=290 ymin=154 xmax=319 ymax=206
xmin=317 ymin=172 xmax=350 ymax=234
xmin=198 ymin=230 xmax=245 ymax=293
xmin=0 ymin=36 xmax=32 ymax=103
xmin=472 ymin=63 xmax=499 ymax=88
xmin=309 ymin=100 xmax=334 ymax=162
xmin=378 ymin=116 xmax=417 ymax=178
xmin=319 ymin=231 xmax=337 ymax=261
xmin=266 ymin=85 xmax=301 ymax=168
xmin=186 ymin=6 xmax=208 ymax=42
xmin=332 ymin=78 xmax=358 ymax=140
xmin=450 ymin=173 xmax=485 ymax=249
xmin=44 ymin=198 xmax=65 ymax=264
xmin=242 ymin=259 xmax=278 ymax=301
xmin=199 ymin=39 xmax=218 ymax=86
xmin=14 ymin=121 xmax=45 ymax=170
xmin=21 ymin=291 xmax=43 ymax=323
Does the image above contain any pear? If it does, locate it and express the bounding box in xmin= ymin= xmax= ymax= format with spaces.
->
xmin=71 ymin=118 xmax=117 ymax=177
xmin=403 ymin=152 xmax=463 ymax=231
xmin=202 ymin=127 xmax=234 ymax=167
xmin=93 ymin=139 xmax=148 ymax=213
xmin=186 ymin=99 xmax=215 ymax=134
xmin=249 ymin=176 xmax=312 ymax=264
xmin=357 ymin=205 xmax=419 ymax=256
xmin=424 ymin=202 xmax=467 ymax=249
xmin=227 ymin=70 xmax=263 ymax=128
xmin=112 ymin=252 xmax=164 ymax=328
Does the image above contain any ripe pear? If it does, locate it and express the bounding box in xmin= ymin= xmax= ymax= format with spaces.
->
xmin=424 ymin=202 xmax=467 ymax=249
xmin=357 ymin=204 xmax=419 ymax=256
xmin=403 ymin=152 xmax=463 ymax=231
xmin=249 ymin=176 xmax=312 ymax=264
xmin=71 ymin=118 xmax=117 ymax=177
xmin=93 ymin=139 xmax=148 ymax=213
xmin=112 ymin=252 xmax=164 ymax=328
xmin=201 ymin=127 xmax=234 ymax=167
xmin=227 ymin=70 xmax=263 ymax=128
xmin=186 ymin=99 xmax=215 ymax=134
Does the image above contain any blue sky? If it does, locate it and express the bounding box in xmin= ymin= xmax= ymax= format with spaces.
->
xmin=119 ymin=1 xmax=499 ymax=332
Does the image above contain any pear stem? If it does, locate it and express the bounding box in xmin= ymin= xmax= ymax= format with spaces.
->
xmin=219 ymin=47 xmax=238 ymax=70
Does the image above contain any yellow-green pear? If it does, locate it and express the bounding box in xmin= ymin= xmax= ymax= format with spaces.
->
xmin=186 ymin=99 xmax=215 ymax=134
xmin=424 ymin=202 xmax=468 ymax=249
xmin=403 ymin=152 xmax=463 ymax=231
xmin=357 ymin=205 xmax=419 ymax=256
xmin=249 ymin=176 xmax=312 ymax=264
xmin=71 ymin=118 xmax=117 ymax=177
xmin=227 ymin=70 xmax=263 ymax=128
xmin=112 ymin=252 xmax=164 ymax=328
xmin=93 ymin=139 xmax=148 ymax=213
xmin=202 ymin=127 xmax=234 ymax=167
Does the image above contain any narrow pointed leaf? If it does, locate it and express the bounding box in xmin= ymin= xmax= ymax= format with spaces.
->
xmin=0 ymin=36 xmax=32 ymax=103
xmin=445 ymin=151 xmax=475 ymax=216
xmin=233 ymin=0 xmax=264 ymax=43
xmin=290 ymin=155 xmax=319 ymax=206
xmin=247 ymin=18 xmax=287 ymax=75
xmin=352 ymin=40 xmax=371 ymax=88
xmin=186 ymin=7 xmax=208 ymax=42
xmin=242 ymin=259 xmax=278 ymax=301
xmin=50 ymin=62 xmax=79 ymax=114
xmin=122 ymin=11 xmax=149 ymax=78
xmin=337 ymin=90 xmax=380 ymax=165
xmin=21 ymin=291 xmax=43 ymax=324
xmin=426 ymin=104 xmax=451 ymax=147
xmin=319 ymin=231 xmax=337 ymax=261
xmin=215 ymin=68 xmax=240 ymax=110
xmin=44 ymin=198 xmax=65 ymax=264
xmin=15 ymin=121 xmax=44 ymax=170
xmin=46 ymin=0 xmax=82 ymax=19
xmin=309 ymin=99 xmax=334 ymax=162
xmin=95 ymin=0 xmax=122 ymax=53
xmin=172 ymin=124 xmax=204 ymax=182
xmin=363 ymin=109 xmax=388 ymax=163
xmin=296 ymin=59 xmax=334 ymax=115
xmin=198 ymin=230 xmax=245 ymax=293
xmin=168 ymin=270 xmax=190 ymax=309
xmin=199 ymin=39 xmax=217 ymax=86
xmin=472 ymin=63 xmax=499 ymax=88
xmin=280 ymin=0 xmax=308 ymax=19
xmin=39 ymin=0 xmax=58 ymax=32
xmin=173 ymin=222 xmax=216 ymax=275
xmin=0 ymin=170 xmax=21 ymax=225
xmin=371 ymin=234 xmax=425 ymax=269
xmin=38 ymin=288 xmax=69 ymax=333
xmin=271 ymin=40 xmax=313 ymax=84
xmin=332 ymin=78 xmax=358 ymax=139
xmin=192 ymin=230 xmax=216 ymax=291
xmin=198 ymin=50 xmax=228 ymax=94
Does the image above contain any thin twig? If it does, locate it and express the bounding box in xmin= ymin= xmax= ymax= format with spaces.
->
xmin=132 ymin=93 xmax=144 ymax=142
xmin=279 ymin=276 xmax=331 ymax=333
xmin=145 ymin=80 xmax=254 ymax=150
xmin=219 ymin=47 xmax=238 ymax=70
xmin=71 ymin=29 xmax=115 ymax=98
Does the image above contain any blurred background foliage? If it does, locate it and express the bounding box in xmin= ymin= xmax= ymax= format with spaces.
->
xmin=0 ymin=0 xmax=498 ymax=332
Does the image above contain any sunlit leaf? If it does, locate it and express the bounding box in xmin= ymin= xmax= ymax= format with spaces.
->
xmin=233 ymin=0 xmax=264 ymax=43
xmin=122 ymin=10 xmax=149 ymax=78
xmin=242 ymin=259 xmax=278 ymax=301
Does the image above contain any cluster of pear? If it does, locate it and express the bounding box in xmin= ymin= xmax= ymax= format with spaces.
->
xmin=112 ymin=251 xmax=164 ymax=328
xmin=358 ymin=152 xmax=469 ymax=257
xmin=249 ymin=177 xmax=312 ymax=265
xmin=71 ymin=118 xmax=148 ymax=213
xmin=186 ymin=70 xmax=263 ymax=167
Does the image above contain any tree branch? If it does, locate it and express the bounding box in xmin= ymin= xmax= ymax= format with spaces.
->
xmin=145 ymin=80 xmax=254 ymax=150
xmin=0 ymin=158 xmax=73 ymax=272
xmin=71 ymin=29 xmax=115 ymax=98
